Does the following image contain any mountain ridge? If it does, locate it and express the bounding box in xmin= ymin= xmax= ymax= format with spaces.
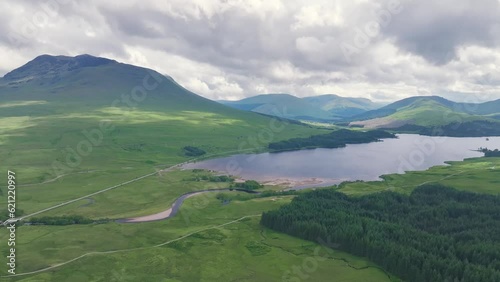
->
xmin=0 ymin=54 xmax=226 ymax=112
xmin=349 ymin=96 xmax=500 ymax=131
xmin=351 ymin=96 xmax=500 ymax=120
xmin=3 ymin=54 xmax=117 ymax=82
xmin=219 ymin=93 xmax=383 ymax=121
xmin=220 ymin=93 xmax=336 ymax=121
xmin=302 ymin=94 xmax=383 ymax=117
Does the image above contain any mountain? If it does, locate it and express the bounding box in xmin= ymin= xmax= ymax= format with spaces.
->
xmin=0 ymin=54 xmax=222 ymax=111
xmin=349 ymin=96 xmax=500 ymax=135
xmin=219 ymin=94 xmax=336 ymax=121
xmin=0 ymin=54 xmax=322 ymax=183
xmin=302 ymin=94 xmax=383 ymax=117
xmin=461 ymin=99 xmax=500 ymax=115
xmin=219 ymin=93 xmax=382 ymax=122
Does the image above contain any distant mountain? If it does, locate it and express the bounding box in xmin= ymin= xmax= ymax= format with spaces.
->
xmin=461 ymin=99 xmax=500 ymax=115
xmin=302 ymin=94 xmax=383 ymax=117
xmin=220 ymin=94 xmax=336 ymax=121
xmin=219 ymin=93 xmax=382 ymax=122
xmin=349 ymin=96 xmax=500 ymax=133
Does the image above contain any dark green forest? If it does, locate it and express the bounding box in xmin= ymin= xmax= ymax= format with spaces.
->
xmin=392 ymin=120 xmax=500 ymax=137
xmin=480 ymin=148 xmax=500 ymax=157
xmin=193 ymin=175 xmax=234 ymax=182
xmin=268 ymin=129 xmax=396 ymax=151
xmin=261 ymin=184 xmax=500 ymax=282
xmin=183 ymin=146 xmax=207 ymax=156
xmin=28 ymin=215 xmax=106 ymax=225
xmin=230 ymin=180 xmax=263 ymax=190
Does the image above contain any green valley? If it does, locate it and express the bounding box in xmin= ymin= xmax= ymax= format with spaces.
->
xmin=3 ymin=2 xmax=500 ymax=281
xmin=0 ymin=55 xmax=396 ymax=281
xmin=1 ymin=54 xmax=499 ymax=282
xmin=349 ymin=96 xmax=500 ymax=135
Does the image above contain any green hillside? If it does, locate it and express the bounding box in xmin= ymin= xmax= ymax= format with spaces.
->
xmin=349 ymin=96 xmax=500 ymax=133
xmin=220 ymin=93 xmax=336 ymax=121
xmin=0 ymin=54 xmax=325 ymax=212
xmin=220 ymin=93 xmax=382 ymax=121
xmin=303 ymin=94 xmax=383 ymax=117
xmin=384 ymin=99 xmax=480 ymax=126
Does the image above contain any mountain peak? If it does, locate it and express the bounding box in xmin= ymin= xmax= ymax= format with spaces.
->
xmin=3 ymin=54 xmax=116 ymax=81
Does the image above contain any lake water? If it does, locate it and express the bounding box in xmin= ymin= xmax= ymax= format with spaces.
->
xmin=182 ymin=134 xmax=500 ymax=189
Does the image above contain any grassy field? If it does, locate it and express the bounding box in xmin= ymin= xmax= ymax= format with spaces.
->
xmin=0 ymin=190 xmax=396 ymax=281
xmin=336 ymin=156 xmax=500 ymax=196
xmin=0 ymin=97 xmax=326 ymax=217
xmin=0 ymin=98 xmax=323 ymax=181
xmin=0 ymin=93 xmax=391 ymax=281
xmin=4 ymin=155 xmax=497 ymax=281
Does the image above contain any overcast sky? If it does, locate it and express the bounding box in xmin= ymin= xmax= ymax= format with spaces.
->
xmin=1 ymin=0 xmax=500 ymax=102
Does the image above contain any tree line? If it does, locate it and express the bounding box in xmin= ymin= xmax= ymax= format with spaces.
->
xmin=230 ymin=180 xmax=263 ymax=190
xmin=191 ymin=175 xmax=234 ymax=182
xmin=479 ymin=148 xmax=500 ymax=157
xmin=183 ymin=146 xmax=206 ymax=156
xmin=268 ymin=129 xmax=396 ymax=152
xmin=261 ymin=184 xmax=500 ymax=282
xmin=392 ymin=120 xmax=500 ymax=137
xmin=28 ymin=215 xmax=108 ymax=225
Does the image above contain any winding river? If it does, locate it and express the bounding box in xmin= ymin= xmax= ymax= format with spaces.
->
xmin=117 ymin=189 xmax=259 ymax=223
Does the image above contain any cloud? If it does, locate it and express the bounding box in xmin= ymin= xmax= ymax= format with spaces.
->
xmin=0 ymin=0 xmax=499 ymax=103
xmin=385 ymin=0 xmax=500 ymax=64
xmin=292 ymin=2 xmax=345 ymax=30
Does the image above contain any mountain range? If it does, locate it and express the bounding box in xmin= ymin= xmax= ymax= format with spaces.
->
xmin=349 ymin=96 xmax=500 ymax=129
xmin=1 ymin=54 xmax=499 ymax=142
xmin=219 ymin=93 xmax=383 ymax=121
xmin=219 ymin=91 xmax=500 ymax=135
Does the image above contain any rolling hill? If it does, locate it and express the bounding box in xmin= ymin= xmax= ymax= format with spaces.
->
xmin=348 ymin=96 xmax=500 ymax=136
xmin=219 ymin=93 xmax=382 ymax=121
xmin=302 ymin=94 xmax=383 ymax=117
xmin=219 ymin=94 xmax=336 ymax=121
xmin=350 ymin=96 xmax=500 ymax=123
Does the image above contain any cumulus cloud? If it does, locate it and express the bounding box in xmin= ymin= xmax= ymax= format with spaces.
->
xmin=386 ymin=0 xmax=500 ymax=65
xmin=0 ymin=0 xmax=499 ymax=102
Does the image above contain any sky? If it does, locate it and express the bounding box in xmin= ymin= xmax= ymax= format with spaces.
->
xmin=1 ymin=0 xmax=500 ymax=103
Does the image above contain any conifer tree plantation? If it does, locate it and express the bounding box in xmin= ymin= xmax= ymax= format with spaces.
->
xmin=261 ymin=184 xmax=500 ymax=282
